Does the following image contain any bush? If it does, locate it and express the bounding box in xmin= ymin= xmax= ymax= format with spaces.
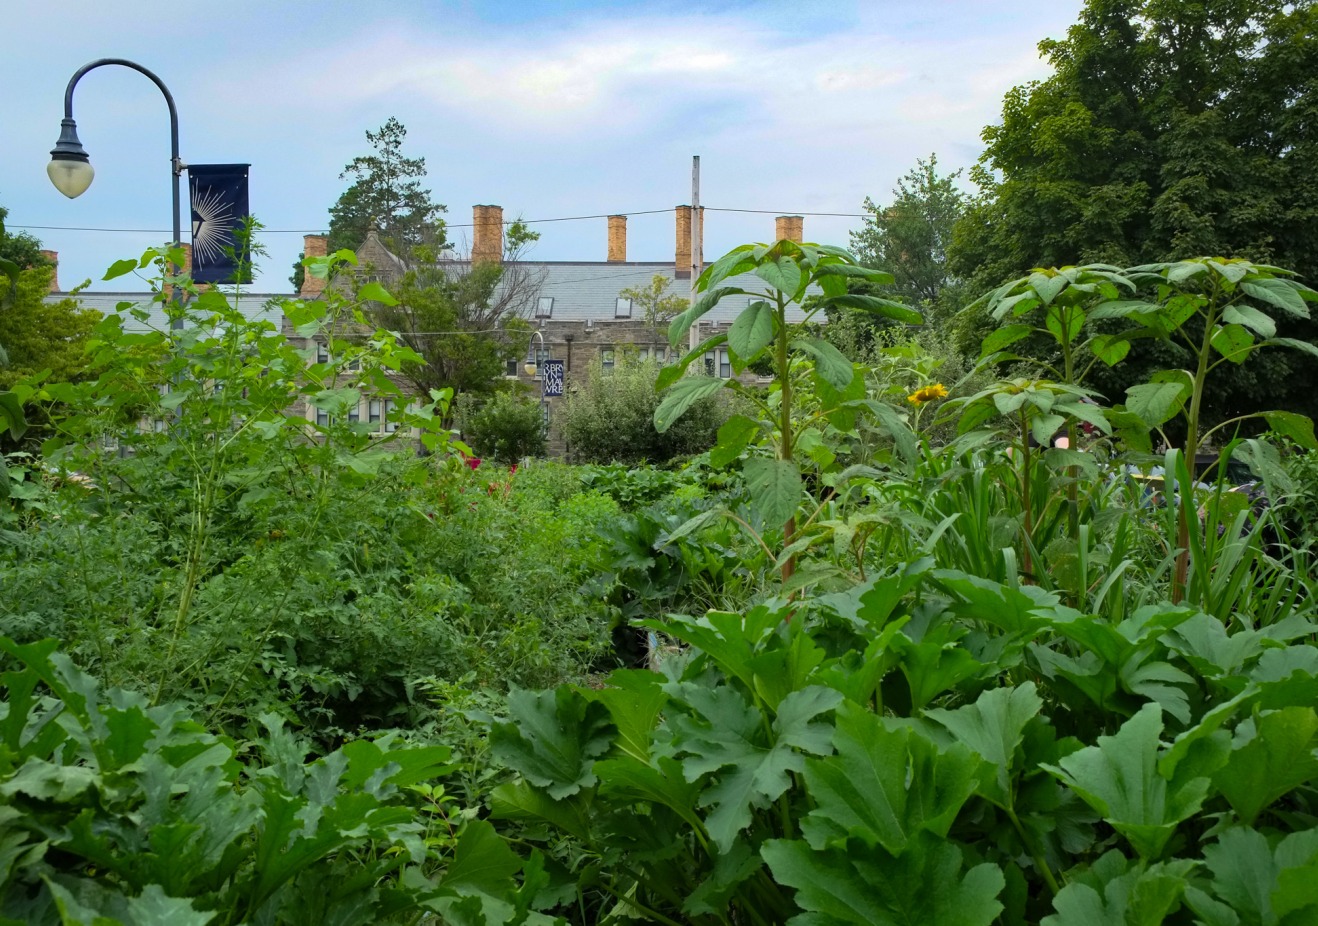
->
xmin=560 ymin=356 xmax=730 ymax=465
xmin=458 ymin=390 xmax=546 ymax=462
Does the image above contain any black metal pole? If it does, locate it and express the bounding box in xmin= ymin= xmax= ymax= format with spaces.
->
xmin=61 ymin=58 xmax=183 ymax=261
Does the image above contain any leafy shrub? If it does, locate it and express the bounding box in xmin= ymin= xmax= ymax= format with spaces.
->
xmin=487 ymin=561 xmax=1318 ymax=925
xmin=0 ymin=637 xmax=550 ymax=925
xmin=560 ymin=356 xmax=730 ymax=465
xmin=459 ymin=390 xmax=546 ymax=462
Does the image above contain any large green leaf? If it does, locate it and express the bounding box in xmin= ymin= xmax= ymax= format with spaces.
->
xmin=1210 ymin=323 xmax=1254 ymax=363
xmin=824 ymin=293 xmax=923 ymax=325
xmin=925 ymin=683 xmax=1043 ymax=809
xmin=653 ymin=375 xmax=726 ymax=433
xmin=755 ymin=255 xmax=803 ymax=297
xmin=1242 ymin=278 xmax=1310 ymax=318
xmin=1263 ymin=411 xmax=1318 ymax=451
xmin=742 ymin=457 xmax=802 ymax=533
xmin=792 ymin=337 xmax=854 ymax=391
xmin=710 ymin=414 xmax=762 ymax=468
xmin=668 ymin=287 xmax=747 ymax=347
xmin=670 ymin=684 xmax=841 ymax=852
xmin=1041 ymin=851 xmax=1197 ymax=926
xmin=799 ymin=702 xmax=979 ymax=855
xmin=0 ymin=392 xmax=27 ymax=441
xmin=488 ymin=687 xmax=614 ymax=799
xmin=1221 ymin=303 xmax=1277 ymax=338
xmin=981 ymin=324 xmax=1033 ymax=357
xmin=727 ymin=300 xmax=775 ymax=361
xmin=440 ymin=820 xmax=522 ymax=895
xmin=763 ymin=833 xmax=1004 ymax=926
xmin=587 ymin=670 xmax=667 ymax=763
xmin=1088 ymin=333 xmax=1132 ymax=367
xmin=1045 ymin=305 xmax=1084 ymax=346
xmin=1212 ymin=707 xmax=1318 ymax=826
xmin=1043 ymin=704 xmax=1210 ymax=859
xmin=1124 ymin=381 xmax=1189 ymax=428
xmin=1188 ymin=827 xmax=1318 ymax=926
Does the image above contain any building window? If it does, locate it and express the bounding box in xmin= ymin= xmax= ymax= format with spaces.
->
xmin=615 ymin=297 xmax=633 ymax=318
xmin=316 ymin=341 xmax=329 ymax=364
xmin=601 ymin=349 xmax=616 ymax=372
xmin=315 ymin=407 xmax=330 ymax=427
xmin=529 ymin=344 xmax=550 ymax=380
xmin=369 ymin=398 xmax=383 ymax=429
xmin=718 ymin=348 xmax=731 ymax=379
xmin=506 ymin=357 xmax=519 ymax=377
xmin=384 ymin=399 xmax=399 ymax=433
xmin=536 ymin=296 xmax=554 ymax=318
xmin=704 ymin=351 xmax=716 ymax=376
xmin=348 ymin=402 xmax=360 ymax=423
xmin=346 ymin=357 xmax=362 ymax=373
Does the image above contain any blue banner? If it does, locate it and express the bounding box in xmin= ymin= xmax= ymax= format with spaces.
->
xmin=188 ymin=164 xmax=251 ymax=284
xmin=542 ymin=359 xmax=565 ymax=397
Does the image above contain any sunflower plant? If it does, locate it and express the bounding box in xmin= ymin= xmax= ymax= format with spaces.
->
xmin=652 ymin=240 xmax=921 ymax=591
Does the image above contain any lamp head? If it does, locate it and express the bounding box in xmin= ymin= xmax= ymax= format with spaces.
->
xmin=523 ymin=361 xmax=537 ymax=376
xmin=48 ymin=118 xmax=94 ymax=199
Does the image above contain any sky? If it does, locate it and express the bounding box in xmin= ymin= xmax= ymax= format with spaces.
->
xmin=1 ymin=0 xmax=1085 ymax=293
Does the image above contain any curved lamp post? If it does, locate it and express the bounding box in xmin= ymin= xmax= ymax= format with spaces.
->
xmin=48 ymin=58 xmax=184 ymax=256
xmin=524 ymin=329 xmax=549 ymax=435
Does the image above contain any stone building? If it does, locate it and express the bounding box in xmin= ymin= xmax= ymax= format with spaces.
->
xmin=293 ymin=205 xmax=812 ymax=450
xmin=42 ymin=206 xmax=814 ymax=454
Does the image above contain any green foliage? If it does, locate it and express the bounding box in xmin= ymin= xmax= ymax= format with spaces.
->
xmin=563 ymin=355 xmax=729 ymax=465
xmin=459 ymin=390 xmax=546 ymax=462
xmin=850 ymin=154 xmax=971 ymax=324
xmin=0 ymin=637 xmax=555 ymax=925
xmin=953 ymin=0 xmax=1318 ymax=423
xmin=484 ymin=556 xmax=1318 ymax=924
xmin=620 ymin=274 xmax=687 ymax=344
xmin=655 ymin=240 xmax=920 ymax=589
xmin=0 ymin=264 xmax=100 ymax=390
xmin=328 ymin=117 xmax=446 ymax=258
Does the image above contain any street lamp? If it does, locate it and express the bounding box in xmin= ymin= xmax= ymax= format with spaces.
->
xmin=48 ymin=58 xmax=185 ymax=257
xmin=524 ymin=328 xmax=545 ymax=377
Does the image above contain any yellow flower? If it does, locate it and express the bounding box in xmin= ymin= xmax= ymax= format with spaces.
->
xmin=907 ymin=383 xmax=949 ymax=406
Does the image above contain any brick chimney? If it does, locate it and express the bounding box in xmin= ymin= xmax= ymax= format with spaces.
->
xmin=472 ymin=205 xmax=504 ymax=264
xmin=675 ymin=206 xmax=691 ymax=275
xmin=301 ymin=234 xmax=328 ymax=297
xmin=675 ymin=205 xmax=706 ymax=278
xmin=607 ymin=215 xmax=627 ymax=262
xmin=39 ymin=250 xmax=59 ymax=292
xmin=775 ymin=215 xmax=804 ymax=243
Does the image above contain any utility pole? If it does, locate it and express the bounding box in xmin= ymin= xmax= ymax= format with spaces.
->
xmin=689 ymin=154 xmax=701 ymax=353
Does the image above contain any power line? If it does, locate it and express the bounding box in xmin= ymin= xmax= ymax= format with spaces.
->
xmin=9 ymin=204 xmax=869 ymax=236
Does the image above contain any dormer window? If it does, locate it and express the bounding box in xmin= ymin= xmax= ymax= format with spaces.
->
xmin=536 ymin=296 xmax=554 ymax=318
xmin=615 ymin=297 xmax=633 ymax=318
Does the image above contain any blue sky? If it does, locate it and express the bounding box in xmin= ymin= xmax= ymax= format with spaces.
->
xmin=1 ymin=0 xmax=1084 ymax=292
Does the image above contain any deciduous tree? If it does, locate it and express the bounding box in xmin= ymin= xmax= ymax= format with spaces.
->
xmin=951 ymin=0 xmax=1318 ymax=424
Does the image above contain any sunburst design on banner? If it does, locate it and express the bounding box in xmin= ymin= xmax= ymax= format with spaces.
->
xmin=191 ymin=186 xmax=234 ymax=264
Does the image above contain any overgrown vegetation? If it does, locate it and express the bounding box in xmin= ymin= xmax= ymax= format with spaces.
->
xmin=5 ymin=1 xmax=1318 ymax=921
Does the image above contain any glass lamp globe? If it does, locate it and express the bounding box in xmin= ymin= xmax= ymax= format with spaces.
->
xmin=48 ymin=157 xmax=95 ymax=198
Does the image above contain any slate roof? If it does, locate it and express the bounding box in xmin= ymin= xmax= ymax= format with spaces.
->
xmin=435 ymin=261 xmax=813 ymax=324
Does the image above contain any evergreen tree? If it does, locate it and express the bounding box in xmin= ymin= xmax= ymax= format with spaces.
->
xmin=291 ymin=118 xmax=447 ymax=290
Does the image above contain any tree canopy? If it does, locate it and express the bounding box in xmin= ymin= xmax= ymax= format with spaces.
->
xmin=850 ymin=154 xmax=968 ymax=318
xmin=950 ymin=0 xmax=1318 ymax=424
xmin=362 ymin=221 xmax=543 ymax=411
xmin=292 ymin=118 xmax=447 ymax=289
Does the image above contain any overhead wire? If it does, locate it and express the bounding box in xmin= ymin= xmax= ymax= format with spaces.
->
xmin=9 ymin=204 xmax=870 ymax=235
